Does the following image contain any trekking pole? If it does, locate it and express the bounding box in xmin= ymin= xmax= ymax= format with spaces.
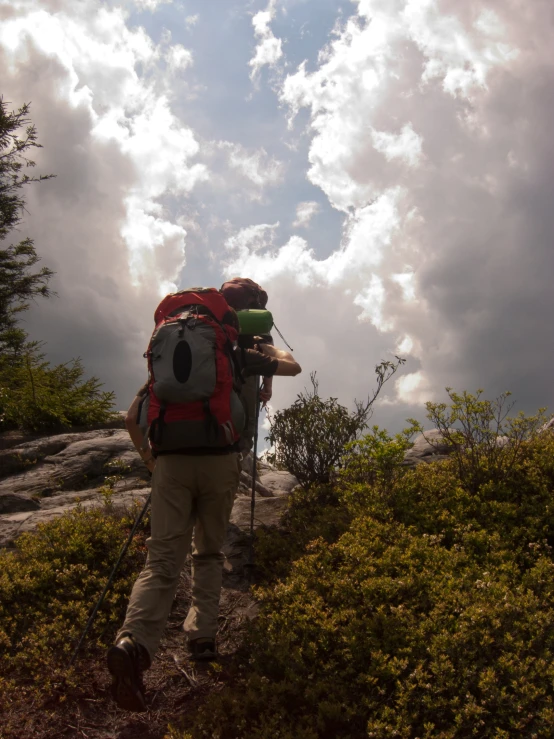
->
xmin=69 ymin=493 xmax=151 ymax=667
xmin=246 ymin=379 xmax=261 ymax=575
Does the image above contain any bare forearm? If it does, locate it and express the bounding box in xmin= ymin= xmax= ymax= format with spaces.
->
xmin=259 ymin=343 xmax=292 ymax=361
xmin=258 ymin=343 xmax=301 ymax=376
xmin=125 ymin=393 xmax=155 ymax=473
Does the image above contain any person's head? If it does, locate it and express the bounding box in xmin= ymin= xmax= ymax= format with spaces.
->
xmin=220 ymin=277 xmax=268 ymax=310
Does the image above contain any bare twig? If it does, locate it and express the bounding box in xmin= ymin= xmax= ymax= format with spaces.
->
xmin=172 ymin=654 xmax=199 ymax=688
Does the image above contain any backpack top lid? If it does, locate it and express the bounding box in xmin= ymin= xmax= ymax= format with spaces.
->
xmin=154 ymin=287 xmax=236 ymax=330
xmin=220 ymin=277 xmax=268 ymax=310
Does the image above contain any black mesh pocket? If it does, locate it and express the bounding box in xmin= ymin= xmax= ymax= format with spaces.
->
xmin=173 ymin=340 xmax=192 ymax=383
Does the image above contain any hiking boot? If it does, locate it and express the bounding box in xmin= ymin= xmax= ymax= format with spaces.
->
xmin=189 ymin=637 xmax=217 ymax=662
xmin=107 ymin=635 xmax=150 ymax=712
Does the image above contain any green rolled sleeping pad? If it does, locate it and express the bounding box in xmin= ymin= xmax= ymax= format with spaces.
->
xmin=236 ymin=309 xmax=274 ymax=335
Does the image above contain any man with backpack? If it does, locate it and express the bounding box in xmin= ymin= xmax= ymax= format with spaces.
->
xmin=107 ymin=287 xmax=300 ymax=712
xmin=220 ymin=277 xmax=274 ymax=453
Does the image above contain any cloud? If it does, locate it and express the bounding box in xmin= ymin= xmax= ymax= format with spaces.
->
xmin=249 ymin=0 xmax=284 ymax=82
xmin=293 ymin=200 xmax=320 ymax=228
xmin=130 ymin=0 xmax=170 ymax=11
xmin=233 ymin=0 xmax=554 ymax=421
xmin=394 ymin=370 xmax=436 ymax=405
xmin=371 ymin=124 xmax=423 ymax=167
xmin=0 ymin=0 xmax=207 ymax=403
xmin=226 ymin=222 xmax=279 ymax=254
xmin=3 ymin=0 xmax=554 ymax=437
xmin=218 ymin=141 xmax=285 ymax=196
xmin=165 ymin=43 xmax=193 ymax=73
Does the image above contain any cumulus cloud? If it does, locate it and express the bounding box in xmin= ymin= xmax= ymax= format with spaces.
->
xmin=371 ymin=124 xmax=423 ymax=167
xmin=249 ymin=0 xmax=283 ymax=82
xmin=3 ymin=0 xmax=553 ymax=435
xmin=165 ymin=43 xmax=193 ymax=73
xmin=231 ymin=0 xmax=554 ymax=420
xmin=218 ymin=141 xmax=285 ymax=196
xmin=226 ymin=223 xmax=279 ymax=255
xmin=0 ymin=0 xmax=206 ymax=403
xmin=293 ymin=200 xmax=320 ymax=228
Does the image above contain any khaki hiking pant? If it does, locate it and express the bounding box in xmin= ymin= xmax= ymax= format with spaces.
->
xmin=117 ymin=453 xmax=240 ymax=662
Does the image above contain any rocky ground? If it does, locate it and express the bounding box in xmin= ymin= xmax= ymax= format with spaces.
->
xmin=0 ymin=416 xmax=299 ymax=549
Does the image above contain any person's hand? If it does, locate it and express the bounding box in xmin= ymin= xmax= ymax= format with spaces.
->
xmin=141 ymin=448 xmax=156 ymax=474
xmin=260 ymin=377 xmax=273 ymax=404
xmin=256 ymin=342 xmax=275 ymax=356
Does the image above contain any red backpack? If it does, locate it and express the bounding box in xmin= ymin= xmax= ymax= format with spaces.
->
xmin=220 ymin=277 xmax=268 ymax=310
xmin=141 ymin=288 xmax=245 ymax=453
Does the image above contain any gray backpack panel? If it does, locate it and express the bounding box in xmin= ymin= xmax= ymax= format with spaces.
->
xmin=150 ymin=317 xmax=217 ymax=404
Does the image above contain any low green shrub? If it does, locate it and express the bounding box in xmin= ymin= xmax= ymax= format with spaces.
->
xmin=384 ymin=433 xmax=554 ymax=570
xmin=0 ymin=502 xmax=148 ymax=713
xmin=178 ymin=428 xmax=554 ymax=739
xmin=254 ymin=483 xmax=352 ymax=584
xmin=255 ymin=426 xmax=418 ymax=585
xmin=415 ymin=388 xmax=548 ymax=495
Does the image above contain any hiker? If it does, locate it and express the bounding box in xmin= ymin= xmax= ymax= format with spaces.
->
xmin=220 ymin=277 xmax=273 ymax=453
xmin=108 ymin=288 xmax=300 ymax=712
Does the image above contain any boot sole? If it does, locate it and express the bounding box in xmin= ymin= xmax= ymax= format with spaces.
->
xmin=107 ymin=645 xmax=147 ymax=713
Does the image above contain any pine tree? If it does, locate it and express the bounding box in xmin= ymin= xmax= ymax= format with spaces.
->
xmin=0 ymin=98 xmax=55 ymax=355
xmin=0 ymin=99 xmax=115 ymax=431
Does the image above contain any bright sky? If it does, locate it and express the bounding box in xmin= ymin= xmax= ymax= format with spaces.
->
xmin=1 ymin=0 xmax=553 ymax=435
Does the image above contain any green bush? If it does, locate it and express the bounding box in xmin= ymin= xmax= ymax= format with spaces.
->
xmin=255 ymin=426 xmax=418 ymax=585
xmin=0 ymin=351 xmax=116 ymax=431
xmin=415 ymin=388 xmax=548 ymax=495
xmin=266 ymin=360 xmax=405 ymax=489
xmin=254 ymin=483 xmax=352 ymax=584
xmin=178 ymin=418 xmax=554 ymax=738
xmin=0 ymin=503 xmax=148 ymax=715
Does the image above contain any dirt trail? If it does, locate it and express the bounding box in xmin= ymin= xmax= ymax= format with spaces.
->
xmin=3 ymin=558 xmax=257 ymax=739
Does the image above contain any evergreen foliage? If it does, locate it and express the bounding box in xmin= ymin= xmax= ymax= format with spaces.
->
xmin=0 ymin=352 xmax=116 ymax=431
xmin=0 ymin=98 xmax=54 ymax=356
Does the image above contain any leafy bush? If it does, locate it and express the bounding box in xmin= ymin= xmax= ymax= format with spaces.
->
xmin=177 ymin=410 xmax=554 ymax=739
xmin=339 ymin=424 xmax=418 ymax=501
xmin=0 ymin=502 xmax=148 ymax=719
xmin=415 ymin=388 xmax=548 ymax=494
xmin=254 ymin=483 xmax=352 ymax=584
xmin=266 ymin=359 xmax=405 ymax=488
xmin=255 ymin=425 xmax=418 ymax=585
xmin=0 ymin=351 xmax=116 ymax=431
